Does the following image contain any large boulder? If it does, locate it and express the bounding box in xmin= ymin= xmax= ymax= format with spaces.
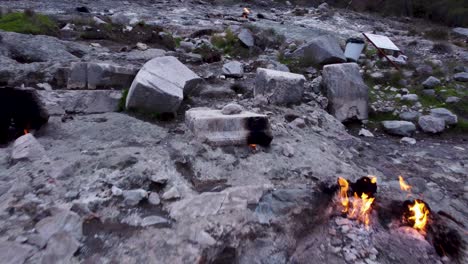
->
xmin=67 ymin=62 xmax=137 ymax=89
xmin=287 ymin=35 xmax=346 ymax=65
xmin=453 ymin=72 xmax=468 ymax=82
xmin=430 ymin=108 xmax=458 ymax=125
xmin=186 ymin=107 xmax=273 ymax=146
xmin=255 ymin=68 xmax=306 ymax=105
xmin=418 ymin=115 xmax=445 ymax=133
xmin=382 ymin=121 xmax=416 ymax=136
xmin=322 ymin=63 xmax=369 ymax=122
xmin=125 ymin=56 xmax=202 ymax=113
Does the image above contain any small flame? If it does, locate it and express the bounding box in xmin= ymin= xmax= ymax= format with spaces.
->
xmin=249 ymin=144 xmax=257 ymax=150
xmin=408 ymin=200 xmax=429 ymax=231
xmin=242 ymin=8 xmax=250 ymax=18
xmin=399 ymin=176 xmax=412 ymax=192
xmin=24 ymin=129 xmax=29 ymax=135
xmin=337 ymin=177 xmax=375 ymax=227
xmin=370 ymin=176 xmax=377 ymax=184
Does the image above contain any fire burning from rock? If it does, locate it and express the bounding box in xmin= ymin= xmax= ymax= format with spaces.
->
xmin=399 ymin=176 xmax=430 ymax=232
xmin=242 ymin=8 xmax=250 ymax=18
xmin=337 ymin=176 xmax=376 ymax=227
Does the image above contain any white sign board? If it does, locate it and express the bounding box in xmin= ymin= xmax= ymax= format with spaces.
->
xmin=363 ymin=33 xmax=400 ymax=51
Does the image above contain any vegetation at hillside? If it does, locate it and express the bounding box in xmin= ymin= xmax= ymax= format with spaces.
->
xmin=0 ymin=10 xmax=58 ymax=35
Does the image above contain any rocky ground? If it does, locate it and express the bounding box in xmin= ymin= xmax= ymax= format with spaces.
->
xmin=0 ymin=1 xmax=467 ymax=264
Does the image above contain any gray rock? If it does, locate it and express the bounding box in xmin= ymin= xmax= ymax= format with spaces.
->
xmin=430 ymin=108 xmax=458 ymax=125
xmin=110 ymin=12 xmax=138 ymax=25
xmin=422 ymin=89 xmax=436 ymax=96
xmin=39 ymin=90 xmax=122 ymax=114
xmin=186 ymin=107 xmax=273 ymax=146
xmin=124 ymin=49 xmax=166 ymax=61
xmin=238 ymin=28 xmax=254 ymax=47
xmin=162 ymin=186 xmax=181 ymax=200
xmin=382 ymin=121 xmax=416 ymax=136
xmin=111 ymin=186 xmax=123 ymax=196
xmin=454 ymin=65 xmax=468 ymax=73
xmin=179 ymin=41 xmax=195 ymax=52
xmin=290 ymin=118 xmax=306 ymax=128
xmin=136 ymin=42 xmax=148 ymax=51
xmin=401 ymin=94 xmax=418 ymax=102
xmin=221 ymin=103 xmax=243 ymax=115
xmin=452 ymin=27 xmax=468 ymax=37
xmin=122 ymin=189 xmax=148 ymax=206
xmin=322 ymin=63 xmax=369 ymax=122
xmin=358 ymin=128 xmax=374 ymax=137
xmin=418 ymin=115 xmax=446 ymax=133
xmin=39 ymin=232 xmax=80 ymax=264
xmin=148 ymin=192 xmax=161 ymax=205
xmin=255 ymin=68 xmax=305 ymax=105
xmin=282 ymin=143 xmax=295 ymax=157
xmin=141 ymin=216 xmax=169 ymax=227
xmin=399 ymin=111 xmax=420 ymax=121
xmin=446 ymin=96 xmax=460 ymax=103
xmin=0 ymin=241 xmax=35 ymax=264
xmin=35 ymin=210 xmax=82 ymax=244
xmin=453 ymin=72 xmax=468 ymax=82
xmin=11 ymin=134 xmax=47 ymax=163
xmin=400 ymin=137 xmax=416 ymax=145
xmin=287 ymin=35 xmax=346 ymax=65
xmin=422 ymin=76 xmax=441 ymax=88
xmin=222 ymin=61 xmax=244 ymax=78
xmin=67 ymin=62 xmax=137 ymax=90
xmin=125 ymin=56 xmax=202 ymax=113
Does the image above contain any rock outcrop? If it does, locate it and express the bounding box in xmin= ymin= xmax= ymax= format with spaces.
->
xmin=287 ymin=35 xmax=346 ymax=65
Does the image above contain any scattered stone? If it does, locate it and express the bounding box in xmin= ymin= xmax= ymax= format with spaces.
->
xmin=35 ymin=210 xmax=82 ymax=244
xmin=422 ymin=76 xmax=441 ymax=88
xmin=148 ymin=192 xmax=161 ymax=205
xmin=93 ymin=16 xmax=107 ymax=25
xmin=287 ymin=35 xmax=346 ymax=65
xmin=11 ymin=134 xmax=47 ymax=163
xmin=422 ymin=89 xmax=436 ymax=96
xmin=122 ymin=189 xmax=148 ymax=206
xmin=453 ymin=72 xmax=468 ymax=82
xmin=290 ymin=118 xmax=306 ymax=128
xmin=141 ymin=216 xmax=169 ymax=227
xmin=430 ymin=108 xmax=458 ymax=125
xmin=282 ymin=143 xmax=295 ymax=157
xmin=111 ymin=186 xmax=123 ymax=196
xmin=238 ymin=28 xmax=254 ymax=47
xmin=136 ymin=42 xmax=148 ymax=51
xmin=221 ymin=103 xmax=243 ymax=115
xmin=452 ymin=27 xmax=468 ymax=38
xmin=186 ymin=107 xmax=273 ymax=146
xmin=322 ymin=63 xmax=369 ymax=122
xmin=162 ymin=186 xmax=181 ymax=200
xmin=382 ymin=121 xmax=416 ymax=137
xmin=179 ymin=41 xmax=195 ymax=52
xmin=446 ymin=96 xmax=460 ymax=103
xmin=418 ymin=116 xmax=446 ymax=133
xmin=399 ymin=111 xmax=420 ymax=121
xmin=222 ymin=61 xmax=244 ymax=78
xmin=401 ymin=94 xmax=418 ymax=102
xmin=255 ymin=68 xmax=306 ymax=105
xmin=0 ymin=241 xmax=35 ymax=264
xmin=125 ymin=56 xmax=202 ymax=113
xmin=359 ymin=128 xmax=374 ymax=137
xmin=400 ymin=137 xmax=416 ymax=145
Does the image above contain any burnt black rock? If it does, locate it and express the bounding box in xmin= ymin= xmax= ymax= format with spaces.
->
xmin=350 ymin=176 xmax=378 ymax=197
xmin=0 ymin=87 xmax=49 ymax=144
xmin=76 ymin=6 xmax=90 ymax=13
xmin=245 ymin=116 xmax=273 ymax=147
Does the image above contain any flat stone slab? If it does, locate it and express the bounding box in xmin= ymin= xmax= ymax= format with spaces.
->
xmin=67 ymin=62 xmax=137 ymax=89
xmin=186 ymin=108 xmax=273 ymax=146
xmin=255 ymin=68 xmax=305 ymax=105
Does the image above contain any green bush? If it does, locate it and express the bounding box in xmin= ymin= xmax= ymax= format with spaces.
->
xmin=0 ymin=11 xmax=57 ymax=35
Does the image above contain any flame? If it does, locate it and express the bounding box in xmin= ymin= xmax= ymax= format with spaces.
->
xmin=242 ymin=8 xmax=250 ymax=18
xmin=370 ymin=176 xmax=377 ymax=184
xmin=249 ymin=144 xmax=257 ymax=150
xmin=337 ymin=177 xmax=375 ymax=227
xmin=399 ymin=176 xmax=412 ymax=192
xmin=408 ymin=200 xmax=429 ymax=231
xmin=24 ymin=129 xmax=29 ymax=135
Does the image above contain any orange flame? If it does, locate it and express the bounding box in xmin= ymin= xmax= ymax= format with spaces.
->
xmin=408 ymin=200 xmax=429 ymax=231
xmin=249 ymin=144 xmax=257 ymax=150
xmin=24 ymin=129 xmax=29 ymax=135
xmin=337 ymin=177 xmax=375 ymax=227
xmin=399 ymin=176 xmax=412 ymax=192
xmin=242 ymin=8 xmax=250 ymax=18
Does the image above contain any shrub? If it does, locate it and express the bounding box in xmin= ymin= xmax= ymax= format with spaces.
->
xmin=424 ymin=28 xmax=449 ymax=40
xmin=0 ymin=11 xmax=58 ymax=35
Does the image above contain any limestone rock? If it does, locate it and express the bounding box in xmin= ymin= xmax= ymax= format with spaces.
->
xmin=0 ymin=241 xmax=35 ymax=264
xmin=125 ymin=56 xmax=202 ymax=113
xmin=287 ymin=35 xmax=346 ymax=65
xmin=255 ymin=68 xmax=306 ymax=105
xmin=186 ymin=107 xmax=273 ymax=146
xmin=418 ymin=115 xmax=445 ymax=133
xmin=382 ymin=121 xmax=416 ymax=136
xmin=430 ymin=108 xmax=457 ymax=125
xmin=221 ymin=103 xmax=243 ymax=115
xmin=422 ymin=76 xmax=441 ymax=88
xmin=222 ymin=61 xmax=244 ymax=78
xmin=122 ymin=189 xmax=148 ymax=206
xmin=238 ymin=28 xmax=254 ymax=47
xmin=453 ymin=72 xmax=468 ymax=82
xmin=39 ymin=232 xmax=80 ymax=264
xmin=67 ymin=62 xmax=137 ymax=90
xmin=11 ymin=134 xmax=47 ymax=163
xmin=322 ymin=63 xmax=369 ymax=122
xmin=358 ymin=128 xmax=374 ymax=137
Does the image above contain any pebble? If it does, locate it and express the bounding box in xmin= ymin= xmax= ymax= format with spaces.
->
xmin=335 ymin=218 xmax=352 ymax=226
xmin=282 ymin=143 xmax=295 ymax=157
xmin=400 ymin=137 xmax=416 ymax=145
xmin=148 ymin=192 xmax=161 ymax=205
xmin=162 ymin=186 xmax=181 ymax=200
